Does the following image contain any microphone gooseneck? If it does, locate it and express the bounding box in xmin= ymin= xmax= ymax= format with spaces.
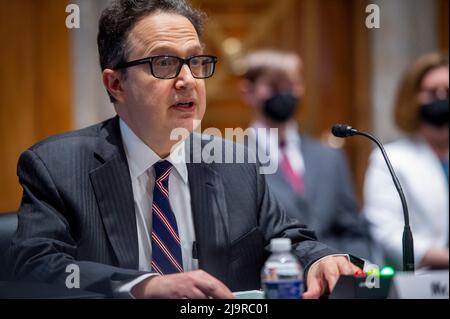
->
xmin=331 ymin=124 xmax=415 ymax=272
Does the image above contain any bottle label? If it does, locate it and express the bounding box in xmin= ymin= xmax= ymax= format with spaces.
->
xmin=264 ymin=261 xmax=300 ymax=277
xmin=263 ymin=279 xmax=304 ymax=299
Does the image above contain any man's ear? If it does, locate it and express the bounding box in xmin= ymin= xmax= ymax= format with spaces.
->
xmin=102 ymin=69 xmax=125 ymax=103
xmin=239 ymin=79 xmax=257 ymax=108
xmin=294 ymin=83 xmax=305 ymax=99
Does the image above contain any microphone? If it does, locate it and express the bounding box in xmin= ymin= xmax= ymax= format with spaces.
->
xmin=331 ymin=124 xmax=415 ymax=272
xmin=331 ymin=124 xmax=358 ymax=137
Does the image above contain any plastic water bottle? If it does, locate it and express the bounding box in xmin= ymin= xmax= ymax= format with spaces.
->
xmin=261 ymin=238 xmax=304 ymax=299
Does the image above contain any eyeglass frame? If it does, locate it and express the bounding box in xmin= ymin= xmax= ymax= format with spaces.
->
xmin=114 ymin=55 xmax=218 ymax=79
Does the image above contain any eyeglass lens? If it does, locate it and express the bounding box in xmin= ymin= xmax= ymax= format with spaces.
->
xmin=151 ymin=56 xmax=215 ymax=79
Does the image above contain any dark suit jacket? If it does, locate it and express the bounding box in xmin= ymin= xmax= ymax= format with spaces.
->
xmin=7 ymin=117 xmax=339 ymax=297
xmin=265 ymin=134 xmax=378 ymax=262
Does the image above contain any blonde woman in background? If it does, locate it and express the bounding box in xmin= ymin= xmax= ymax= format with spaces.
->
xmin=364 ymin=52 xmax=449 ymax=270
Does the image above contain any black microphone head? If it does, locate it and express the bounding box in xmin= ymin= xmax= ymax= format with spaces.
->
xmin=331 ymin=124 xmax=356 ymax=138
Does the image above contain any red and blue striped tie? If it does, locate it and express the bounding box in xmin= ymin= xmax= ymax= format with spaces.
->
xmin=151 ymin=161 xmax=184 ymax=274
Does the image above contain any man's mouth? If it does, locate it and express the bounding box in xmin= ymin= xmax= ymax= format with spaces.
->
xmin=172 ymin=101 xmax=196 ymax=112
xmin=174 ymin=102 xmax=194 ymax=108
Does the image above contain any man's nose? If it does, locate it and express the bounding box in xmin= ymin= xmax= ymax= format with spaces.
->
xmin=175 ymin=64 xmax=196 ymax=89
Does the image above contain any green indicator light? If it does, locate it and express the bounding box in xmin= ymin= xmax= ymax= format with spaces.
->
xmin=380 ymin=266 xmax=395 ymax=276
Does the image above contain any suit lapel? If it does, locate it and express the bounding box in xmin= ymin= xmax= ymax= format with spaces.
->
xmin=187 ymin=161 xmax=230 ymax=282
xmin=89 ymin=117 xmax=139 ymax=269
xmin=273 ymin=134 xmax=318 ymax=202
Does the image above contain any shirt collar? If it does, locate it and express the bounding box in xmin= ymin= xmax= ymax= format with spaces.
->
xmin=250 ymin=120 xmax=302 ymax=152
xmin=119 ymin=118 xmax=188 ymax=183
xmin=284 ymin=121 xmax=301 ymax=146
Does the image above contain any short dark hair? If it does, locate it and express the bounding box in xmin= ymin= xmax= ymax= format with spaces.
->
xmin=97 ymin=0 xmax=205 ymax=101
xmin=98 ymin=0 xmax=205 ymax=71
xmin=242 ymin=50 xmax=302 ymax=83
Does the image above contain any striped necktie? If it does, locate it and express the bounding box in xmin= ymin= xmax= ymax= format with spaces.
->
xmin=151 ymin=160 xmax=184 ymax=274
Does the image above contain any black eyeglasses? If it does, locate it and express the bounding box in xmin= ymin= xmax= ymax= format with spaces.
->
xmin=115 ymin=55 xmax=218 ymax=79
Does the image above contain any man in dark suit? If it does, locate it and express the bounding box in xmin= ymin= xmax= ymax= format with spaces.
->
xmin=7 ymin=0 xmax=361 ymax=299
xmin=240 ymin=50 xmax=381 ymax=263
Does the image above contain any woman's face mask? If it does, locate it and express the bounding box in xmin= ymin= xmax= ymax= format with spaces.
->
xmin=420 ymin=98 xmax=449 ymax=128
xmin=417 ymin=66 xmax=449 ymax=128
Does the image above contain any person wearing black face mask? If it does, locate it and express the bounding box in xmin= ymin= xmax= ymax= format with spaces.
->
xmin=262 ymin=92 xmax=299 ymax=123
xmin=239 ymin=49 xmax=380 ymax=265
xmin=420 ymin=98 xmax=449 ymax=128
xmin=364 ymin=52 xmax=449 ymax=271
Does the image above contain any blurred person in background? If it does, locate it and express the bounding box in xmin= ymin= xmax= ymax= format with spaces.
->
xmin=363 ymin=52 xmax=449 ymax=270
xmin=239 ymin=49 xmax=381 ymax=264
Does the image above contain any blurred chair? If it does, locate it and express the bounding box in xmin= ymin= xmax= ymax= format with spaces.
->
xmin=0 ymin=212 xmax=17 ymax=280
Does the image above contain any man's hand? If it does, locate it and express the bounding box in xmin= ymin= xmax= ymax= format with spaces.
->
xmin=420 ymin=248 xmax=449 ymax=269
xmin=303 ymin=256 xmax=361 ymax=299
xmin=131 ymin=270 xmax=235 ymax=299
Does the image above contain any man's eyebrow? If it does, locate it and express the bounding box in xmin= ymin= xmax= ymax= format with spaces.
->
xmin=145 ymin=44 xmax=206 ymax=56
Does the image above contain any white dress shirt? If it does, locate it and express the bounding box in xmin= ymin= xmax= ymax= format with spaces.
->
xmin=250 ymin=120 xmax=305 ymax=176
xmin=120 ymin=118 xmax=198 ymax=271
xmin=113 ymin=118 xmax=198 ymax=297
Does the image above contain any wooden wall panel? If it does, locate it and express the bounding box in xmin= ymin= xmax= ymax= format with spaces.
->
xmin=192 ymin=0 xmax=371 ymax=205
xmin=0 ymin=0 xmax=72 ymax=212
xmin=34 ymin=1 xmax=73 ymax=141
xmin=349 ymin=0 xmax=372 ymax=207
xmin=0 ymin=1 xmax=37 ymax=213
xmin=439 ymin=0 xmax=449 ymax=52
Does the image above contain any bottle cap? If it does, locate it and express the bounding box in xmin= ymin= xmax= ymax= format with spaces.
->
xmin=270 ymin=238 xmax=291 ymax=252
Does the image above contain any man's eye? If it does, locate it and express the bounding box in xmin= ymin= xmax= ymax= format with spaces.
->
xmin=155 ymin=58 xmax=176 ymax=67
xmin=190 ymin=59 xmax=201 ymax=66
xmin=159 ymin=60 xmax=171 ymax=66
